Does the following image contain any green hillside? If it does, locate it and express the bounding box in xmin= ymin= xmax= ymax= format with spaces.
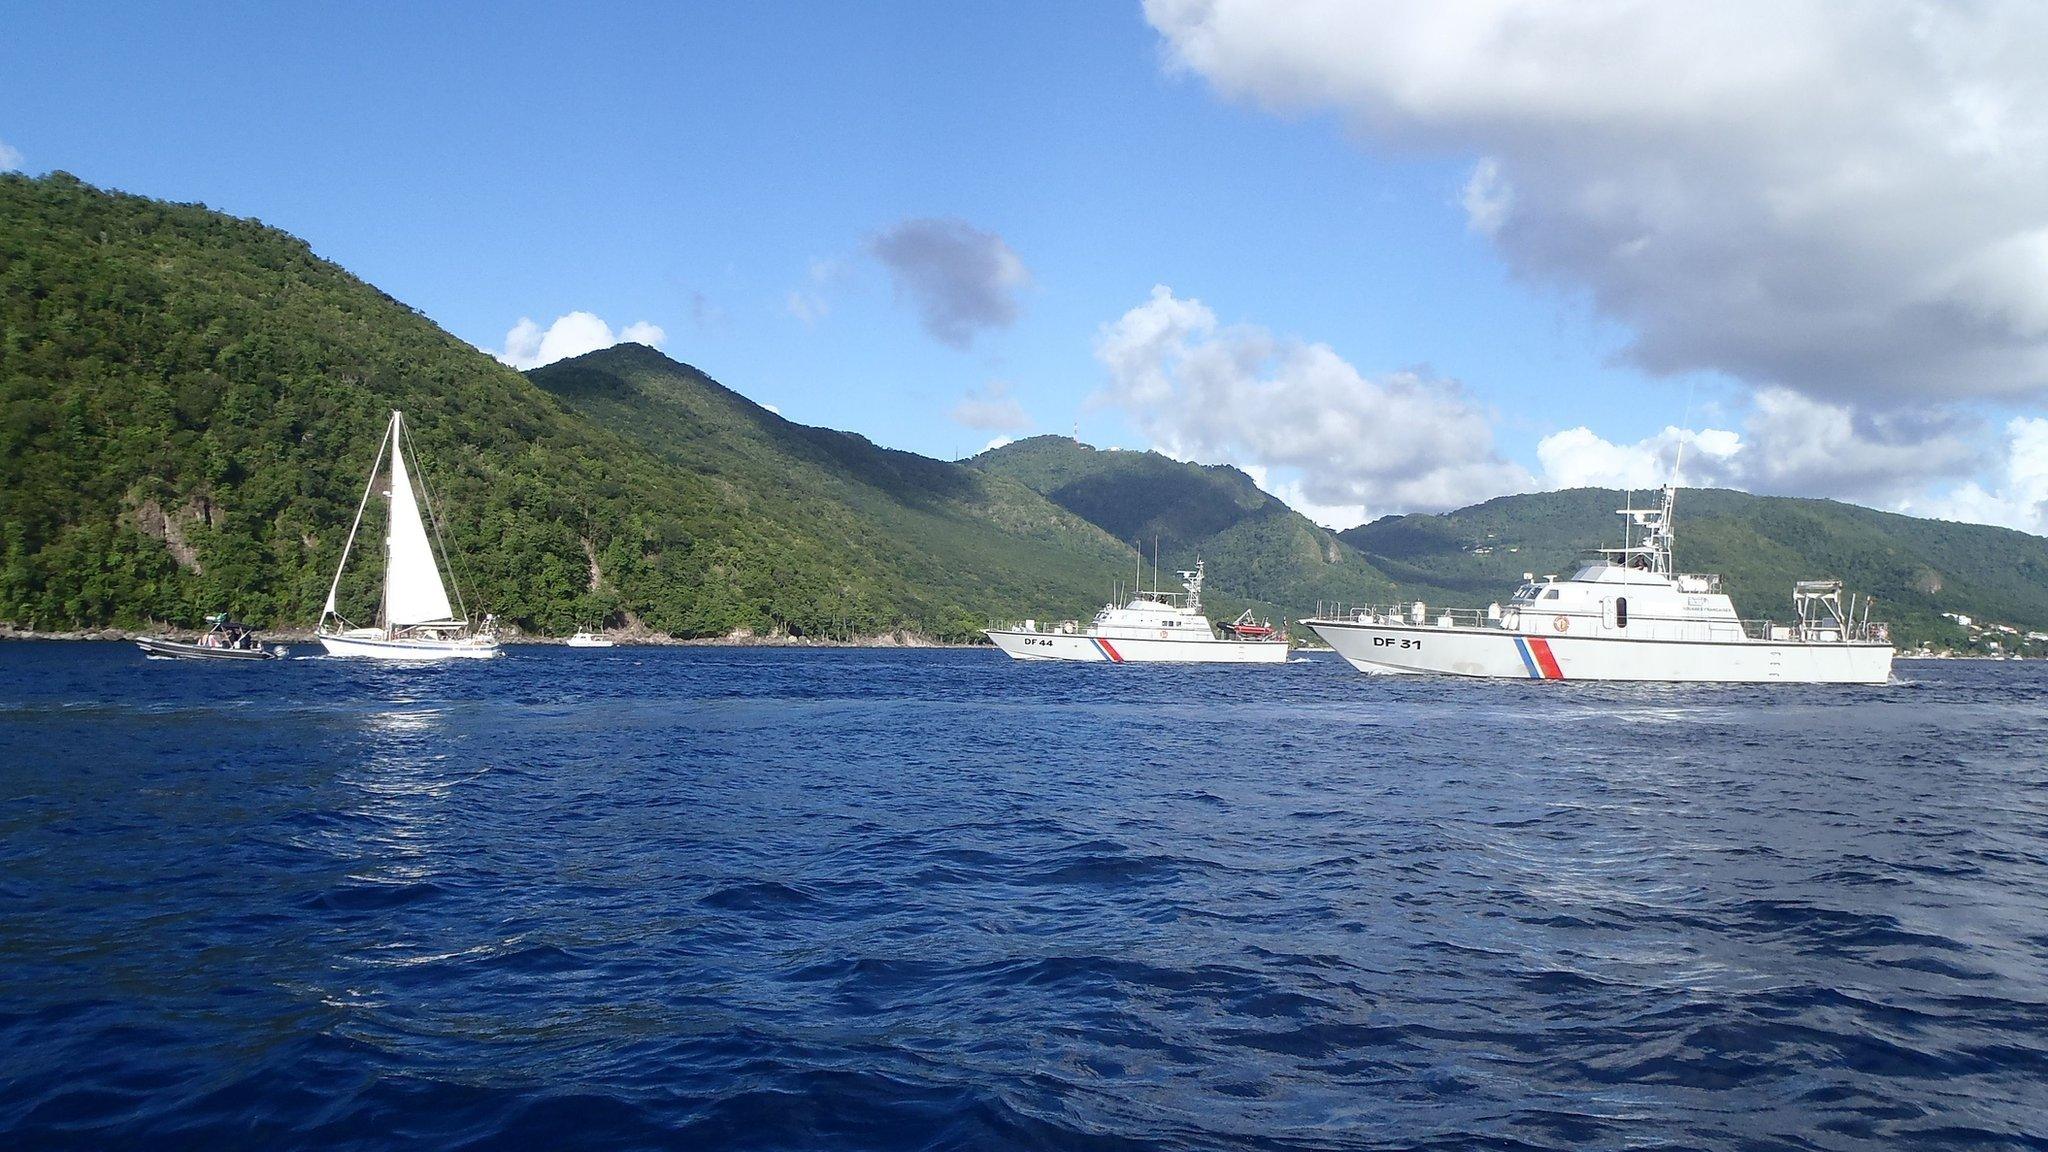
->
xmin=526 ymin=346 xmax=1134 ymax=635
xmin=0 ymin=172 xmax=1120 ymax=639
xmin=9 ymin=170 xmax=2043 ymax=652
xmin=1343 ymin=488 xmax=2048 ymax=650
xmin=970 ymin=435 xmax=1397 ymax=619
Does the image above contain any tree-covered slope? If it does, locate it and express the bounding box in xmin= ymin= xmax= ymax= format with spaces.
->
xmin=526 ymin=346 xmax=1135 ymax=635
xmin=0 ymin=172 xmax=1120 ymax=638
xmin=970 ymin=435 xmax=1396 ymax=616
xmin=1343 ymin=487 xmax=2048 ymax=648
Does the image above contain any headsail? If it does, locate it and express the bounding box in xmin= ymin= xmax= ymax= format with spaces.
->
xmin=383 ymin=414 xmax=455 ymax=626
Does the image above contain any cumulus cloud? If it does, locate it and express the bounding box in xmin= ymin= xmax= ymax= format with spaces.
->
xmin=1145 ymin=0 xmax=2048 ymax=405
xmin=870 ymin=218 xmax=1029 ymax=349
xmin=1535 ymin=389 xmax=1979 ymax=503
xmin=1095 ymin=286 xmax=1532 ymax=521
xmin=0 ymin=139 xmax=22 ymax=172
xmin=785 ymin=290 xmax=829 ymax=325
xmin=949 ymin=381 xmax=1031 ymax=432
xmin=1460 ymin=157 xmax=1512 ymax=237
xmin=493 ymin=312 xmax=666 ymax=370
xmin=1913 ymin=417 xmax=2048 ymax=533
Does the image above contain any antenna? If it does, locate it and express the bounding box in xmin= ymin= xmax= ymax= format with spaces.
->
xmin=1152 ymin=536 xmax=1159 ymax=598
xmin=1668 ymin=377 xmax=1698 ymax=490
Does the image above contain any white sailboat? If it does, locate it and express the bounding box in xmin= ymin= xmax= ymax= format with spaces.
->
xmin=317 ymin=411 xmax=501 ymax=660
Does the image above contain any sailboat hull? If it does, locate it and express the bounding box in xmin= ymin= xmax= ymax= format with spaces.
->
xmin=318 ymin=632 xmax=502 ymax=660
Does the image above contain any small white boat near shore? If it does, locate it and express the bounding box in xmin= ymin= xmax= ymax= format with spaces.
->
xmin=316 ymin=411 xmax=501 ymax=661
xmin=1304 ymin=486 xmax=1893 ymax=684
xmin=987 ymin=561 xmax=1289 ymax=664
xmin=565 ymin=630 xmax=615 ymax=648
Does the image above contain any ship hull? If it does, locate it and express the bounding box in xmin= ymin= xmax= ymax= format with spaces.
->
xmin=135 ymin=637 xmax=282 ymax=661
xmin=986 ymin=629 xmax=1289 ymax=664
xmin=1308 ymin=619 xmax=1892 ymax=684
xmin=317 ymin=631 xmax=502 ymax=661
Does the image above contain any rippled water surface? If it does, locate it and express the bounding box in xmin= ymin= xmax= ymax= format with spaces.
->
xmin=2 ymin=644 xmax=2046 ymax=1150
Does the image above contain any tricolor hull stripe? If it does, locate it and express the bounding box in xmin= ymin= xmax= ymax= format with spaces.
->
xmin=1512 ymin=636 xmax=1566 ymax=679
xmin=1093 ymin=638 xmax=1125 ymax=663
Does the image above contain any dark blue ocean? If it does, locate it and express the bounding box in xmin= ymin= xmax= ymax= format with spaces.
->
xmin=2 ymin=644 xmax=2046 ymax=1151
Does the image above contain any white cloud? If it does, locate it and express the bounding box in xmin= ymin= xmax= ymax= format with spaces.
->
xmin=983 ymin=435 xmax=1016 ymax=452
xmin=493 ymin=311 xmax=665 ymax=370
xmin=1535 ymin=389 xmax=1977 ymax=504
xmin=785 ymin=290 xmax=829 ymax=325
xmin=1095 ymin=285 xmax=1533 ymax=521
xmin=949 ymin=381 xmax=1031 ymax=432
xmin=1912 ymin=417 xmax=2048 ymax=533
xmin=871 ymin=218 xmax=1030 ymax=349
xmin=784 ymin=257 xmax=850 ymax=327
xmin=762 ymin=402 xmax=782 ymax=416
xmin=0 ymin=139 xmax=22 ymax=172
xmin=1239 ymin=463 xmax=1364 ymax=530
xmin=1145 ymin=1 xmax=2048 ymax=405
xmin=1536 ymin=425 xmax=1738 ymax=491
xmin=1460 ymin=156 xmax=1512 ymax=236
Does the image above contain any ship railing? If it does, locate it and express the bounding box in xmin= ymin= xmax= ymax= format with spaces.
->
xmin=1005 ymin=619 xmax=1084 ymax=635
xmin=1762 ymin=619 xmax=1890 ymax=644
xmin=1306 ymin=606 xmax=1890 ymax=645
xmin=1310 ymin=602 xmax=1502 ymax=629
xmin=1735 ymin=618 xmax=1891 ymax=642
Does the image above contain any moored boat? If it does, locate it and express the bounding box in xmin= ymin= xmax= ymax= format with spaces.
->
xmin=987 ymin=560 xmax=1290 ymax=664
xmin=136 ymin=614 xmax=284 ymax=661
xmin=1304 ymin=486 xmax=1892 ymax=683
xmin=316 ymin=411 xmax=501 ymax=661
xmin=565 ymin=630 xmax=615 ymax=648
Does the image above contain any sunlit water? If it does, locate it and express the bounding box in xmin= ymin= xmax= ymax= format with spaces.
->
xmin=2 ymin=644 xmax=2045 ymax=1150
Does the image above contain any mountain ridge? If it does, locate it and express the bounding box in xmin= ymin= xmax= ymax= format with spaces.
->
xmin=5 ymin=169 xmax=2045 ymax=652
xmin=0 ymin=172 xmax=1124 ymax=639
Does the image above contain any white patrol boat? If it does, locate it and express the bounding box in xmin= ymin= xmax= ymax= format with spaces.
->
xmin=1305 ymin=487 xmax=1893 ymax=683
xmin=987 ymin=561 xmax=1290 ymax=664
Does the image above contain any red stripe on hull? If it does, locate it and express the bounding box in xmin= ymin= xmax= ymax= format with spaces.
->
xmin=1528 ymin=637 xmax=1565 ymax=679
xmin=1097 ymin=638 xmax=1125 ymax=663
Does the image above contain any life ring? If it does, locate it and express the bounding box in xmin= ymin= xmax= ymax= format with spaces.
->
xmin=1552 ymin=615 xmax=1570 ymax=633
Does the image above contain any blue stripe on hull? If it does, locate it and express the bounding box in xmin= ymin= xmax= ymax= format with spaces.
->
xmin=1512 ymin=636 xmax=1541 ymax=679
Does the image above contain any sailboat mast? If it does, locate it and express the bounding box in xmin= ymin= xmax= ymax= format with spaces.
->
xmin=321 ymin=411 xmax=394 ymax=626
xmin=379 ymin=411 xmax=403 ymax=632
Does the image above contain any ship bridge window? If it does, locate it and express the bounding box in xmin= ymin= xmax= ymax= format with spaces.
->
xmin=1543 ymin=589 xmax=1560 ymax=600
xmin=1616 ymin=597 xmax=1628 ymax=628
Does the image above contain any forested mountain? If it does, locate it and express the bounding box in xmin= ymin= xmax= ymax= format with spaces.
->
xmin=1344 ymin=488 xmax=2048 ymax=649
xmin=0 ymin=172 xmax=1125 ymax=638
xmin=970 ymin=436 xmax=2048 ymax=650
xmin=526 ymin=345 xmax=1136 ymax=636
xmin=5 ymin=171 xmax=2042 ymax=650
xmin=969 ymin=436 xmax=1397 ymax=616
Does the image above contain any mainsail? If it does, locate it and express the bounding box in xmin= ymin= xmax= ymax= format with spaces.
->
xmin=383 ymin=416 xmax=455 ymax=626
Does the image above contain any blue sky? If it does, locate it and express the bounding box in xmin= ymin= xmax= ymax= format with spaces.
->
xmin=5 ymin=2 xmax=2046 ymax=532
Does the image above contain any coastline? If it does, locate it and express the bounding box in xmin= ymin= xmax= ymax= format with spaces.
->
xmin=0 ymin=624 xmax=983 ymax=649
